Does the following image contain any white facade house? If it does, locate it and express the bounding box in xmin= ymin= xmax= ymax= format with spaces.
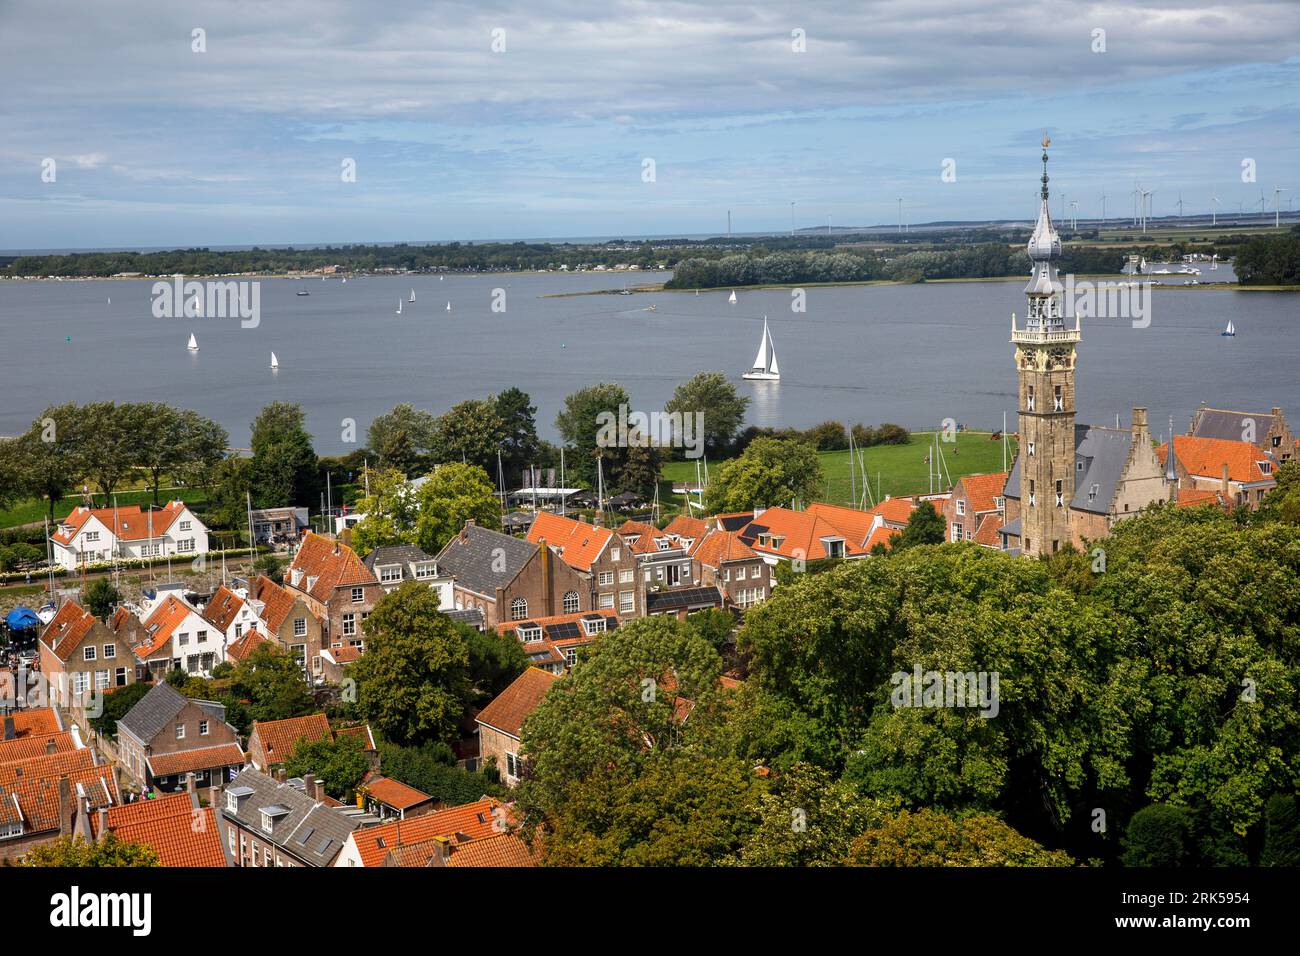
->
xmin=135 ymin=593 xmax=229 ymax=678
xmin=199 ymin=584 xmax=267 ymax=646
xmin=362 ymin=544 xmax=454 ymax=609
xmin=49 ymin=501 xmax=209 ymax=571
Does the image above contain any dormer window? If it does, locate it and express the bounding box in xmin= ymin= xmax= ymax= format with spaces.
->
xmin=581 ymin=617 xmax=607 ymax=637
xmin=378 ymin=565 xmax=402 ymax=584
xmin=414 ymin=562 xmax=436 ymax=579
xmin=517 ymin=624 xmax=542 ymax=643
xmin=821 ymin=537 xmax=845 ymax=560
xmin=226 ymin=792 xmax=239 ymax=812
xmin=1259 ymin=461 xmax=1272 ymax=475
xmin=655 ymin=538 xmax=670 ymax=551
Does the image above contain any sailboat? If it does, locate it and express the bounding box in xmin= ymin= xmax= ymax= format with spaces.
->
xmin=728 ymin=290 xmax=737 ymax=304
xmin=396 ymin=299 xmax=403 ymax=315
xmin=187 ymin=333 xmax=199 ymax=352
xmin=446 ymin=301 xmax=452 ymax=312
xmin=409 ymin=289 xmax=416 ymax=303
xmin=270 ymin=351 xmax=280 ymax=369
xmin=742 ymin=316 xmax=780 ymax=381
xmin=296 ymin=288 xmax=310 ymax=296
xmin=1221 ymin=320 xmax=1235 ymax=337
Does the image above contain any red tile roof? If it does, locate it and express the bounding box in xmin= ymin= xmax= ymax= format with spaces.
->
xmin=617 ymin=519 xmax=674 ymax=555
xmin=252 ymin=575 xmax=298 ymax=633
xmin=526 ymin=512 xmax=613 ymax=573
xmin=663 ymin=514 xmax=709 ymax=543
xmin=864 ymin=525 xmax=901 ymax=551
xmin=136 ymin=594 xmax=199 ymax=658
xmin=1176 ymin=488 xmax=1230 ymax=509
xmin=226 ymin=629 xmax=269 ymax=662
xmin=443 ymin=831 xmax=536 ymax=867
xmin=476 ymin=667 xmax=559 ymax=739
xmin=147 ymin=743 xmax=246 ymax=778
xmin=0 ymin=748 xmax=118 ymax=833
xmin=334 ymin=724 xmax=377 ymax=752
xmin=1159 ymin=435 xmax=1275 ymax=484
xmin=51 ymin=501 xmax=189 ymax=545
xmin=972 ymin=512 xmax=1005 ymax=547
xmin=738 ymin=507 xmax=871 ymax=561
xmin=201 ymin=586 xmax=245 ymax=632
xmin=93 ymin=792 xmax=227 ymax=867
xmin=0 ymin=732 xmax=76 ymax=765
xmin=288 ymin=533 xmax=377 ymax=603
xmin=691 ymin=528 xmax=758 ymax=567
xmin=2 ymin=708 xmax=62 ymax=738
xmin=331 ymin=644 xmax=365 ymax=664
xmin=252 ymin=714 xmax=331 ymax=765
xmin=955 ymin=472 xmax=1010 ymax=515
xmin=40 ymin=602 xmax=98 ymax=662
xmin=361 ymin=774 xmax=433 ymax=811
xmin=349 ymin=798 xmax=504 ymax=867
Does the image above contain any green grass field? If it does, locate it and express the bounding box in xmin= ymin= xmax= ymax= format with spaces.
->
xmin=660 ymin=430 xmax=1015 ymax=509
xmin=0 ymin=487 xmax=210 ymax=530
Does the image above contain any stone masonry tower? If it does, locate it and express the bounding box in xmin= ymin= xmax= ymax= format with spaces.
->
xmin=1012 ymin=135 xmax=1079 ymax=556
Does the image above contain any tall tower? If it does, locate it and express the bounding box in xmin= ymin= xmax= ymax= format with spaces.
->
xmin=1012 ymin=135 xmax=1078 ymax=557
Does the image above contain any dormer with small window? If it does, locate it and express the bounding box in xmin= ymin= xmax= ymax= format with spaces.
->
xmin=517 ymin=624 xmax=542 ymax=643
xmin=581 ymin=616 xmax=607 ymax=637
xmin=260 ymin=805 xmax=290 ymax=834
xmin=820 ymin=537 xmax=845 ymax=560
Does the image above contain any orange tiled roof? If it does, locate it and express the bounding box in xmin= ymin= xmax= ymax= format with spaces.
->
xmin=972 ymin=512 xmax=1005 ymax=546
xmin=93 ymin=792 xmax=228 ymax=867
xmin=362 ymin=774 xmax=433 ymax=811
xmin=226 ymin=629 xmax=269 ymax=662
xmin=136 ymin=594 xmax=199 ymax=658
xmin=288 ymin=533 xmax=377 ymax=603
xmin=691 ymin=528 xmax=758 ymax=567
xmin=0 ymin=749 xmax=117 ymax=833
xmin=617 ymin=519 xmax=674 ymax=555
xmin=444 ymin=831 xmax=536 ymax=867
xmin=40 ymin=601 xmax=97 ymax=662
xmin=51 ymin=501 xmax=188 ymax=545
xmin=866 ymin=497 xmax=918 ymax=527
xmin=738 ymin=507 xmax=870 ymax=561
xmin=526 ymin=512 xmax=613 ymax=573
xmin=956 ymin=472 xmax=1010 ymax=515
xmin=252 ymin=714 xmax=331 ymax=765
xmin=334 ymin=724 xmax=377 ymax=751
xmin=350 ymin=798 xmax=503 ymax=867
xmin=147 ymin=743 xmax=246 ymax=778
xmin=864 ymin=525 xmax=901 ymax=551
xmin=2 ymin=708 xmax=62 ymax=738
xmin=1176 ymin=488 xmax=1230 ymax=509
xmin=201 ymin=586 xmax=245 ymax=632
xmin=0 ymin=732 xmax=76 ymax=766
xmin=252 ymin=575 xmax=297 ymax=633
xmin=476 ymin=667 xmax=559 ymax=738
xmin=663 ymin=514 xmax=708 ymax=543
xmin=1159 ymin=435 xmax=1275 ymax=484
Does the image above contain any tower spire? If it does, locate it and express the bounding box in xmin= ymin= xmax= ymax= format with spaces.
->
xmin=1041 ymin=133 xmax=1051 ymax=201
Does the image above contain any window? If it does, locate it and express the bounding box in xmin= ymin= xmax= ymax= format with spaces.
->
xmin=175 ymin=723 xmax=185 ymax=740
xmin=84 ymin=530 xmax=100 ymax=542
xmin=563 ymin=590 xmax=580 ymax=614
xmin=291 ymin=644 xmax=306 ymax=667
xmin=379 ymin=565 xmax=402 ymax=584
xmin=610 ymin=548 xmax=621 ymax=562
xmin=1027 ymin=480 xmax=1036 ymax=507
xmin=619 ymin=591 xmax=635 ymax=614
xmin=414 ymin=563 xmax=436 ymax=580
xmin=1055 ymin=480 xmax=1064 ymax=507
xmin=510 ymin=598 xmax=528 ymax=621
xmin=644 ymin=570 xmax=652 ymax=583
xmin=1053 ymin=385 xmax=1063 ymax=412
xmin=351 ymin=587 xmax=364 ymax=603
xmin=342 ymin=613 xmax=356 ymax=636
xmin=598 ymin=571 xmax=613 ymax=586
xmin=83 ymin=646 xmax=96 ymax=662
xmin=141 ymin=543 xmax=160 ymax=558
xmin=293 ymin=617 xmax=307 ymax=637
xmin=1026 ymin=441 xmax=1035 ymax=458
xmin=227 ymin=792 xmax=239 ymax=812
xmin=179 ymin=632 xmax=189 ymax=647
xmin=179 ymin=520 xmax=191 ymax=532
xmin=234 ymin=624 xmax=242 ymax=638
xmin=73 ymin=672 xmax=90 ymax=694
xmin=655 ymin=538 xmax=670 ymax=551
xmin=199 ymin=720 xmax=209 ymax=736
xmin=228 ymin=828 xmax=236 ymax=854
xmin=994 ymin=496 xmax=1004 ymax=510
xmin=598 ymin=593 xmax=615 ymax=609
xmin=115 ymin=667 xmax=128 ymax=686
xmin=952 ymin=523 xmax=964 ymax=542
xmin=93 ymin=669 xmax=109 ymax=690
xmin=177 ymin=538 xmax=195 ymax=553
xmin=564 ymin=647 xmax=579 ymax=668
xmin=618 ymin=568 xmax=633 ymax=584
xmin=518 ymin=625 xmax=542 ymax=643
xmin=582 ymin=617 xmax=606 ymax=636
xmin=722 ymin=569 xmax=730 ymax=582
xmin=506 ymin=752 xmax=520 ymax=779
xmin=736 ymin=565 xmax=746 ymax=580
xmin=261 ymin=811 xmax=274 ymax=834
xmin=956 ymin=499 xmax=966 ymax=515
xmin=1026 ymin=385 xmax=1035 ymax=411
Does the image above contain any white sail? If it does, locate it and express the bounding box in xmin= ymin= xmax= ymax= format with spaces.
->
xmin=728 ymin=290 xmax=737 ymax=304
xmin=446 ymin=301 xmax=451 ymax=311
xmin=187 ymin=333 xmax=198 ymax=351
xmin=1225 ymin=320 xmax=1234 ymax=335
xmin=270 ymin=351 xmax=279 ymax=368
xmin=410 ymin=289 xmax=416 ymax=302
xmin=396 ymin=299 xmax=402 ymax=314
xmin=752 ymin=317 xmax=769 ymax=369
xmin=767 ymin=326 xmax=779 ymax=375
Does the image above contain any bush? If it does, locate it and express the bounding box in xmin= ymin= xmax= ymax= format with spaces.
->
xmin=1121 ymin=804 xmax=1194 ymax=867
xmin=805 ymin=421 xmax=849 ymax=451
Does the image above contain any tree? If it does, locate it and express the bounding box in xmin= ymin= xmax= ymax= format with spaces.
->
xmin=614 ymin=444 xmax=659 ymax=498
xmin=225 ymin=644 xmax=315 ymax=722
xmin=250 ymin=402 xmax=318 ymax=507
xmin=895 ymin=500 xmax=946 ymax=548
xmin=431 ymin=399 xmax=505 ymax=474
xmin=283 ymin=734 xmax=370 ymax=798
xmin=14 ymin=403 xmax=87 ymax=521
xmin=555 ymin=383 xmax=631 ymax=488
xmin=82 ymin=578 xmax=122 ymax=621
xmin=367 ymin=403 xmax=437 ymax=476
xmin=685 ymin=608 xmax=735 ymax=653
xmin=494 ymin=387 xmax=541 ymax=479
xmin=349 ymin=466 xmax=420 ymax=556
xmin=1260 ymin=794 xmax=1300 ymax=867
xmin=463 ymin=625 xmax=529 ymax=705
xmin=1121 ymin=804 xmax=1194 ymax=867
xmin=376 ymin=741 xmax=504 ymax=805
xmin=19 ymin=834 xmax=160 ymax=867
xmin=413 ymin=463 xmax=501 ymax=555
xmin=704 ymin=437 xmax=822 ymax=512
xmin=80 ymin=401 xmax=135 ymax=499
xmin=171 ymin=408 xmax=230 ymax=491
xmin=665 ymin=372 xmax=749 ymax=458
xmin=844 ymin=809 xmax=1073 ymax=866
xmin=205 ymin=455 xmax=254 ymax=533
xmin=351 ymin=581 xmax=474 ymax=745
xmin=89 ymin=680 xmax=153 ymax=737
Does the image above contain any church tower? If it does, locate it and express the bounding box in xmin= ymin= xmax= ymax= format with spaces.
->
xmin=1012 ymin=135 xmax=1078 ymax=556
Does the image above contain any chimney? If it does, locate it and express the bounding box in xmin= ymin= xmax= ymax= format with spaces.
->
xmin=314 ymin=778 xmax=325 ymax=801
xmin=540 ymin=539 xmax=553 ymax=617
xmin=210 ymin=785 xmax=220 ymax=807
xmin=1131 ymin=407 xmax=1149 ymax=446
xmin=57 ymin=778 xmax=74 ymax=836
xmin=592 ymin=513 xmax=603 ymax=528
xmin=3 ymin=717 xmax=14 ymax=741
xmin=303 ymin=773 xmax=316 ymax=799
xmin=96 ymin=807 xmax=109 ymax=841
xmin=186 ymin=772 xmax=196 ymax=794
xmin=432 ymin=833 xmax=452 ymax=862
xmin=45 ymin=737 xmax=57 ymax=755
xmin=1222 ymin=463 xmax=1230 ymax=495
xmin=275 ymin=767 xmax=287 ymax=784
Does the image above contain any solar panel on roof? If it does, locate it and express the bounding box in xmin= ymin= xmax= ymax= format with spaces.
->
xmin=548 ymin=622 xmax=581 ymax=640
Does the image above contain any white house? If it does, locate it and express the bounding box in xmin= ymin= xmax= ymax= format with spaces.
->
xmin=49 ymin=501 xmax=209 ymax=571
xmin=199 ymin=583 xmax=267 ymax=646
xmin=361 ymin=544 xmax=454 ymax=609
xmin=134 ymin=592 xmax=228 ymax=678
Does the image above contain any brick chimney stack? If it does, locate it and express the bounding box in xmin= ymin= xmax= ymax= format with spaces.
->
xmin=57 ymin=778 xmax=74 ymax=836
xmin=1131 ymin=407 xmax=1149 ymax=446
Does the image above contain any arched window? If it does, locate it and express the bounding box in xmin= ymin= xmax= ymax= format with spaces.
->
xmin=563 ymin=590 xmax=580 ymax=614
xmin=510 ymin=598 xmax=528 ymax=621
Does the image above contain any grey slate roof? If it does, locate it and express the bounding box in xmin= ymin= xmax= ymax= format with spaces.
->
xmin=444 ymin=607 xmax=485 ymax=629
xmin=1191 ymin=407 xmax=1274 ymax=447
xmin=362 ymin=543 xmax=435 ymax=574
xmin=221 ymin=767 xmax=363 ymax=866
xmin=1001 ymin=424 xmax=1136 ymax=515
xmin=435 ymin=523 xmax=538 ymax=598
xmin=117 ymin=682 xmax=189 ymax=743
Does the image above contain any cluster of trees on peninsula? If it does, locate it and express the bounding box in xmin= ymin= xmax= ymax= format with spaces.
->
xmin=1234 ymin=232 xmax=1300 ymax=285
xmin=512 ymin=466 xmax=1300 ymax=866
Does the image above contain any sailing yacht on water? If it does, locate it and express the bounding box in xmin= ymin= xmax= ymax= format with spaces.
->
xmin=270 ymin=351 xmax=280 ymax=369
xmin=1222 ymin=319 xmax=1235 ymax=337
xmin=396 ymin=299 xmax=403 ymax=315
xmin=742 ymin=316 xmax=780 ymax=381
xmin=409 ymin=289 xmax=416 ymax=303
xmin=446 ymin=301 xmax=452 ymax=312
xmin=728 ymin=290 xmax=737 ymax=304
xmin=187 ymin=333 xmax=199 ymax=352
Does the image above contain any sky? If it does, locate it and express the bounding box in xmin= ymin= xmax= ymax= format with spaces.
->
xmin=1 ymin=0 xmax=1298 ymax=249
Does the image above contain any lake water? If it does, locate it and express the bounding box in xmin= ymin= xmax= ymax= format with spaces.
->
xmin=0 ymin=270 xmax=1294 ymax=455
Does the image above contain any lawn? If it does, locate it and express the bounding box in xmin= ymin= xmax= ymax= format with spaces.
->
xmin=0 ymin=487 xmax=211 ymax=530
xmin=659 ymin=430 xmax=1016 ymax=509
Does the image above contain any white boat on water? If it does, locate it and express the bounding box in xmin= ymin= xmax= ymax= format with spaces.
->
xmin=187 ymin=333 xmax=199 ymax=352
xmin=446 ymin=301 xmax=452 ymax=312
xmin=1222 ymin=320 xmax=1235 ymax=337
xmin=409 ymin=289 xmax=416 ymax=303
xmin=728 ymin=290 xmax=737 ymax=304
xmin=270 ymin=351 xmax=280 ymax=368
xmin=742 ymin=316 xmax=780 ymax=381
xmin=396 ymin=299 xmax=403 ymax=315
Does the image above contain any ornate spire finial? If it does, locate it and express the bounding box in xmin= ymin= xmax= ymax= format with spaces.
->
xmin=1040 ymin=133 xmax=1051 ymax=201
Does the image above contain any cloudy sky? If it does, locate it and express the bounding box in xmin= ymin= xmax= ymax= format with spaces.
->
xmin=1 ymin=0 xmax=1297 ymax=249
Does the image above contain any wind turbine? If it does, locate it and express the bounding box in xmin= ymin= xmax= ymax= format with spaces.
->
xmin=897 ymin=197 xmax=903 ymax=234
xmin=1069 ymin=200 xmax=1079 ymax=231
xmin=1258 ymin=191 xmax=1268 ymax=220
xmin=1273 ymin=186 xmax=1289 ymax=228
xmin=1141 ymin=189 xmax=1155 ymax=233
xmin=1211 ymin=196 xmax=1219 ymax=227
xmin=1099 ymin=191 xmax=1106 ymax=222
xmin=1131 ymin=184 xmax=1141 ymax=227
xmin=1176 ymin=193 xmax=1185 ymax=219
